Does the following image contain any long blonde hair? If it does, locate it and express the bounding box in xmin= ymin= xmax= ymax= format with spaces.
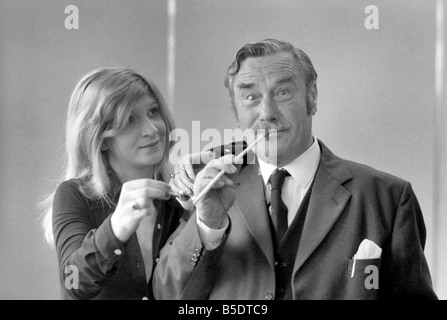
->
xmin=41 ymin=68 xmax=176 ymax=245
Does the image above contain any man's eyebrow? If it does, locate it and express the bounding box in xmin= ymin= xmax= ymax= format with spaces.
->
xmin=276 ymin=76 xmax=295 ymax=85
xmin=236 ymin=82 xmax=254 ymax=90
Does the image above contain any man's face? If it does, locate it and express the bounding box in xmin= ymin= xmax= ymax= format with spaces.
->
xmin=232 ymin=52 xmax=316 ymax=166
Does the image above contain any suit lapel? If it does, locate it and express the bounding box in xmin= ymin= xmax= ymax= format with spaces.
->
xmin=234 ymin=162 xmax=275 ymax=265
xmin=293 ymin=141 xmax=353 ymax=273
xmin=232 ymin=140 xmax=353 ymax=274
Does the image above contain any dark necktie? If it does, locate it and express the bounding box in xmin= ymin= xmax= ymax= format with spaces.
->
xmin=269 ymin=169 xmax=290 ymax=246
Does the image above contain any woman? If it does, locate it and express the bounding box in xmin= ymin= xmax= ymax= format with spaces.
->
xmin=41 ymin=67 xmax=184 ymax=299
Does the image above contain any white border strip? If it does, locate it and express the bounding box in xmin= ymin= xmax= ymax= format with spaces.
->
xmin=436 ymin=0 xmax=444 ymax=98
xmin=167 ymin=0 xmax=177 ymax=110
xmin=433 ymin=0 xmax=445 ymax=292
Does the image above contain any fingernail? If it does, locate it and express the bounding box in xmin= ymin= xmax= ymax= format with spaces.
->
xmin=230 ymin=165 xmax=237 ymax=173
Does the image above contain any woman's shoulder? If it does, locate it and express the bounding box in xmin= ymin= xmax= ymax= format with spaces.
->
xmin=55 ymin=178 xmax=84 ymax=194
xmin=54 ymin=178 xmax=90 ymax=207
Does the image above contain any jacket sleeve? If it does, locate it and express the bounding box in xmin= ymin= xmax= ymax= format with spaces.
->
xmin=52 ymin=181 xmax=126 ymax=300
xmin=380 ymin=182 xmax=437 ymax=299
xmin=152 ymin=211 xmax=231 ymax=300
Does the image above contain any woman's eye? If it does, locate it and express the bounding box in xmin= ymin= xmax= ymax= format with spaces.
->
xmin=148 ymin=108 xmax=159 ymax=118
xmin=127 ymin=115 xmax=135 ymax=124
xmin=247 ymin=95 xmax=255 ymax=101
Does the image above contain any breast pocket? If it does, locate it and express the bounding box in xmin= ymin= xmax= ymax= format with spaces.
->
xmin=345 ymin=258 xmax=381 ymax=300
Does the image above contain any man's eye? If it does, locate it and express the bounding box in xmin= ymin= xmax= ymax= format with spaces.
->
xmin=278 ymin=89 xmax=289 ymax=96
xmin=247 ymin=95 xmax=255 ymax=101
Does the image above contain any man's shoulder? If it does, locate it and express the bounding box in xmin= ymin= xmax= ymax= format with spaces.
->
xmin=319 ymin=141 xmax=409 ymax=190
xmin=343 ymin=158 xmax=408 ymax=188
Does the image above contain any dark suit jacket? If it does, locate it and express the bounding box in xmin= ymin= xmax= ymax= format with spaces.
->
xmin=153 ymin=140 xmax=437 ymax=300
xmin=53 ymin=178 xmax=184 ymax=300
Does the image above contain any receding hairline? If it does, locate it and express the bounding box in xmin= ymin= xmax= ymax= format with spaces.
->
xmin=231 ymin=52 xmax=305 ymax=88
xmin=235 ymin=74 xmax=297 ymax=91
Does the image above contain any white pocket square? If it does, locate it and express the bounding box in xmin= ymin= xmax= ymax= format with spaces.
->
xmin=355 ymin=239 xmax=382 ymax=259
xmin=351 ymin=239 xmax=381 ymax=278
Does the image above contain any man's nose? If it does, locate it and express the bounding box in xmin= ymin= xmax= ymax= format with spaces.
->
xmin=259 ymin=96 xmax=278 ymax=122
xmin=142 ymin=118 xmax=158 ymax=137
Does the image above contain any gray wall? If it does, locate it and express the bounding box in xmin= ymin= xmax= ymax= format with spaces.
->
xmin=1 ymin=0 xmax=445 ymax=299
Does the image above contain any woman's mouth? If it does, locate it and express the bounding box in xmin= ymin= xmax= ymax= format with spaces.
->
xmin=140 ymin=140 xmax=159 ymax=148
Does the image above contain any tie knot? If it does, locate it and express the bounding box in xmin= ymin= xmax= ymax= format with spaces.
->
xmin=269 ymin=169 xmax=289 ymax=191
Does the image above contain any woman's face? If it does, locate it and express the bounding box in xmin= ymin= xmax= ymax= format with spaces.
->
xmin=103 ymin=94 xmax=167 ymax=182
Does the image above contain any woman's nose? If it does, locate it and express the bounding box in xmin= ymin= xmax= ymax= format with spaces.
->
xmin=142 ymin=118 xmax=158 ymax=137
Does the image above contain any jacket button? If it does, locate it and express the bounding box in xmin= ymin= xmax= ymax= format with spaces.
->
xmin=113 ymin=249 xmax=122 ymax=255
xmin=155 ymin=258 xmax=160 ymax=263
xmin=142 ymin=296 xmax=148 ymax=300
xmin=157 ymin=224 xmax=161 ymax=230
xmin=265 ymin=292 xmax=273 ymax=300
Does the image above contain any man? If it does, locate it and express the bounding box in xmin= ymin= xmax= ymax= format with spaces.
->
xmin=153 ymin=39 xmax=437 ymax=299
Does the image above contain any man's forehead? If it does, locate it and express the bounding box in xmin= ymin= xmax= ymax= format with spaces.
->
xmin=234 ymin=52 xmax=302 ymax=85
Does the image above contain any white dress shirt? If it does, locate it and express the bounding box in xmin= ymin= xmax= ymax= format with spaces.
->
xmin=258 ymin=136 xmax=321 ymax=226
xmin=197 ymin=137 xmax=321 ymax=250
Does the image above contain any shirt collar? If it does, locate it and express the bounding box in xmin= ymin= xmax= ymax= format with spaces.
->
xmin=258 ymin=136 xmax=321 ymax=188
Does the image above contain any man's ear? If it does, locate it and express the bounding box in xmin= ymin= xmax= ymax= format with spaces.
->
xmin=308 ymin=82 xmax=318 ymax=115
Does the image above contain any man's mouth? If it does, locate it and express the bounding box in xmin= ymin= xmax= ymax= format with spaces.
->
xmin=255 ymin=128 xmax=287 ymax=138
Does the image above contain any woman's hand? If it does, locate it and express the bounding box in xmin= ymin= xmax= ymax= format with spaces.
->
xmin=170 ymin=151 xmax=215 ymax=196
xmin=110 ymin=179 xmax=171 ymax=242
xmin=169 ymin=151 xmax=216 ymax=209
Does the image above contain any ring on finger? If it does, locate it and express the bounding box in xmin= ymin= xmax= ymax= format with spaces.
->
xmin=175 ymin=167 xmax=186 ymax=175
xmin=132 ymin=200 xmax=140 ymax=211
